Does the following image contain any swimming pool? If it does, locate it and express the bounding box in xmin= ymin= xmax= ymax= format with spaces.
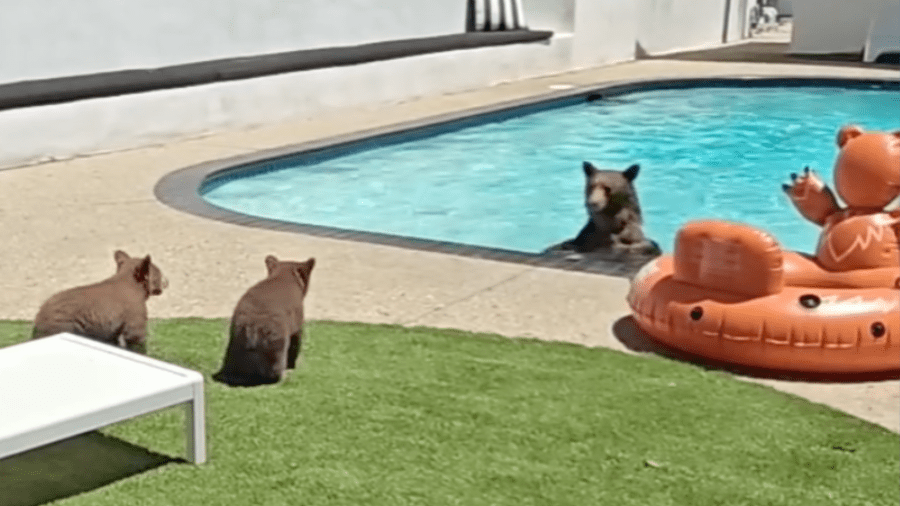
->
xmin=196 ymin=79 xmax=900 ymax=258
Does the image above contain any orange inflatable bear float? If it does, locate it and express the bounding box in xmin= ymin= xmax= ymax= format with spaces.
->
xmin=628 ymin=125 xmax=900 ymax=375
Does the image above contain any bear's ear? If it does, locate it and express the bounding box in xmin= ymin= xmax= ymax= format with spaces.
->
xmin=623 ymin=164 xmax=640 ymax=182
xmin=265 ymin=255 xmax=279 ymax=275
xmin=296 ymin=258 xmax=316 ymax=289
xmin=582 ymin=161 xmax=598 ymax=177
xmin=135 ymin=255 xmax=152 ymax=282
xmin=836 ymin=125 xmax=864 ymax=147
xmin=114 ymin=250 xmax=130 ymax=266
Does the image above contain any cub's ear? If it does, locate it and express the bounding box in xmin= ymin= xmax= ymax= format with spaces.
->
xmin=836 ymin=125 xmax=864 ymax=147
xmin=135 ymin=255 xmax=152 ymax=282
xmin=265 ymin=255 xmax=279 ymax=275
xmin=623 ymin=164 xmax=640 ymax=182
xmin=114 ymin=250 xmax=130 ymax=266
xmin=296 ymin=258 xmax=316 ymax=288
xmin=582 ymin=161 xmax=598 ymax=177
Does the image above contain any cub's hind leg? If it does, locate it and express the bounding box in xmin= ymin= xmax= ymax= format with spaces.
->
xmin=287 ymin=330 xmax=302 ymax=369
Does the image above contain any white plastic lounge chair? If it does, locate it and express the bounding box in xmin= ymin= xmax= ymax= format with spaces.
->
xmin=0 ymin=333 xmax=206 ymax=464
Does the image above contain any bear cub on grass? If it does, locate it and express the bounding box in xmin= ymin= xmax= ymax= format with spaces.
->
xmin=213 ymin=255 xmax=315 ymax=387
xmin=549 ymin=162 xmax=661 ymax=257
xmin=32 ymin=250 xmax=168 ymax=353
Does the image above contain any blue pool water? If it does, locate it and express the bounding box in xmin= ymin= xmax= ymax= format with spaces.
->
xmin=202 ymin=85 xmax=900 ymax=254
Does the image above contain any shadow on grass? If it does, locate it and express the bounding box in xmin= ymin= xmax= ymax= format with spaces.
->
xmin=612 ymin=315 xmax=900 ymax=383
xmin=0 ymin=431 xmax=180 ymax=506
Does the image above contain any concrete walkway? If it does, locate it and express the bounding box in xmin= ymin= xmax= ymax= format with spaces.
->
xmin=1 ymin=58 xmax=897 ymax=433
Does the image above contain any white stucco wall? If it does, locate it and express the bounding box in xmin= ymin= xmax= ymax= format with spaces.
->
xmin=529 ymin=0 xmax=736 ymax=68
xmin=523 ymin=0 xmax=576 ymax=32
xmin=789 ymin=0 xmax=888 ymax=54
xmin=635 ymin=0 xmax=731 ymax=55
xmin=724 ymin=0 xmax=751 ymax=42
xmin=0 ymin=38 xmax=573 ymax=169
xmin=0 ymin=0 xmax=468 ymax=83
xmin=572 ymin=0 xmax=641 ymax=66
xmin=777 ymin=0 xmax=794 ymax=16
xmin=863 ymin=0 xmax=900 ymax=62
xmin=0 ymin=0 xmax=748 ymax=169
xmin=0 ymin=0 xmax=739 ymax=84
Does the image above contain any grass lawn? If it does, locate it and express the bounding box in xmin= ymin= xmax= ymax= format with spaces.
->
xmin=0 ymin=318 xmax=897 ymax=506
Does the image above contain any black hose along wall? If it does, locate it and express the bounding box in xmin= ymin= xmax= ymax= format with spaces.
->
xmin=0 ymin=30 xmax=552 ymax=112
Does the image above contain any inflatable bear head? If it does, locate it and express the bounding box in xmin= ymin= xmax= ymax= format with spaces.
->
xmin=833 ymin=125 xmax=900 ymax=210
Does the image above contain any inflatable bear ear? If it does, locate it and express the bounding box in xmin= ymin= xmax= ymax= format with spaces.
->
xmin=623 ymin=164 xmax=640 ymax=182
xmin=836 ymin=125 xmax=864 ymax=147
xmin=265 ymin=255 xmax=279 ymax=275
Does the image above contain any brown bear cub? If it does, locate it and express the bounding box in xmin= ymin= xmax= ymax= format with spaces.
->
xmin=548 ymin=162 xmax=661 ymax=257
xmin=32 ymin=250 xmax=168 ymax=353
xmin=213 ymin=255 xmax=315 ymax=387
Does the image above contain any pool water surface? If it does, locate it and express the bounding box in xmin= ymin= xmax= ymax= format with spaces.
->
xmin=202 ymin=84 xmax=900 ymax=254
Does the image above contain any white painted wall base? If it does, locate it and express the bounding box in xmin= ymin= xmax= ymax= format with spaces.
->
xmin=0 ymin=37 xmax=572 ymax=170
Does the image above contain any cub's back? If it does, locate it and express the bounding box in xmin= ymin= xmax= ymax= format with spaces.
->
xmin=33 ymin=281 xmax=138 ymax=339
xmin=231 ymin=275 xmax=306 ymax=327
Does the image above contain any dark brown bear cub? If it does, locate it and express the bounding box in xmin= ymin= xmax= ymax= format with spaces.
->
xmin=213 ymin=255 xmax=315 ymax=387
xmin=549 ymin=162 xmax=661 ymax=256
xmin=32 ymin=250 xmax=168 ymax=353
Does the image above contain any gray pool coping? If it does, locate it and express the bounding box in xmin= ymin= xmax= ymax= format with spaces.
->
xmin=154 ymin=74 xmax=900 ymax=280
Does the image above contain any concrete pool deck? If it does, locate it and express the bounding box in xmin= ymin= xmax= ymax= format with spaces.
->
xmin=1 ymin=57 xmax=898 ymax=433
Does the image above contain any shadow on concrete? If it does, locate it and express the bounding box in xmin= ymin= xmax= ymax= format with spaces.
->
xmin=0 ymin=432 xmax=180 ymax=506
xmin=612 ymin=315 xmax=900 ymax=383
xmin=641 ymin=42 xmax=900 ymax=70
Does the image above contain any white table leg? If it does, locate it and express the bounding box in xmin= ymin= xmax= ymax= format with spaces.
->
xmin=184 ymin=382 xmax=207 ymax=464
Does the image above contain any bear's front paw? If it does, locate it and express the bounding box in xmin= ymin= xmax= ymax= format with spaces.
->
xmin=611 ymin=238 xmax=661 ymax=258
xmin=782 ymin=166 xmax=840 ymax=225
xmin=642 ymin=240 xmax=663 ymax=256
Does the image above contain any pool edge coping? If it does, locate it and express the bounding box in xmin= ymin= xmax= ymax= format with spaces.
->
xmin=153 ymin=74 xmax=900 ymax=279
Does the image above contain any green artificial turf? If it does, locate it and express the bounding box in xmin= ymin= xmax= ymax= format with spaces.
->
xmin=0 ymin=319 xmax=897 ymax=506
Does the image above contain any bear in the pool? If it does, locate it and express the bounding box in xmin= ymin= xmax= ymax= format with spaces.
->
xmin=547 ymin=162 xmax=661 ymax=257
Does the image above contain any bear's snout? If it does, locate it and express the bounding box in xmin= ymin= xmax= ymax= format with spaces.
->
xmin=153 ymin=276 xmax=169 ymax=295
xmin=586 ymin=193 xmax=608 ymax=214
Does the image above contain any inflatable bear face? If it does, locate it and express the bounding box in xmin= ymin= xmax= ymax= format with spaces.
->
xmin=833 ymin=126 xmax=900 ymax=210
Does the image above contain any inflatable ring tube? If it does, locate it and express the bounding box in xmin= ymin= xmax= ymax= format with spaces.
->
xmin=628 ymin=222 xmax=900 ymax=375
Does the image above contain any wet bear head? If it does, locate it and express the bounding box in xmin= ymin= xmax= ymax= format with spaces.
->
xmin=582 ymin=162 xmax=642 ymax=221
